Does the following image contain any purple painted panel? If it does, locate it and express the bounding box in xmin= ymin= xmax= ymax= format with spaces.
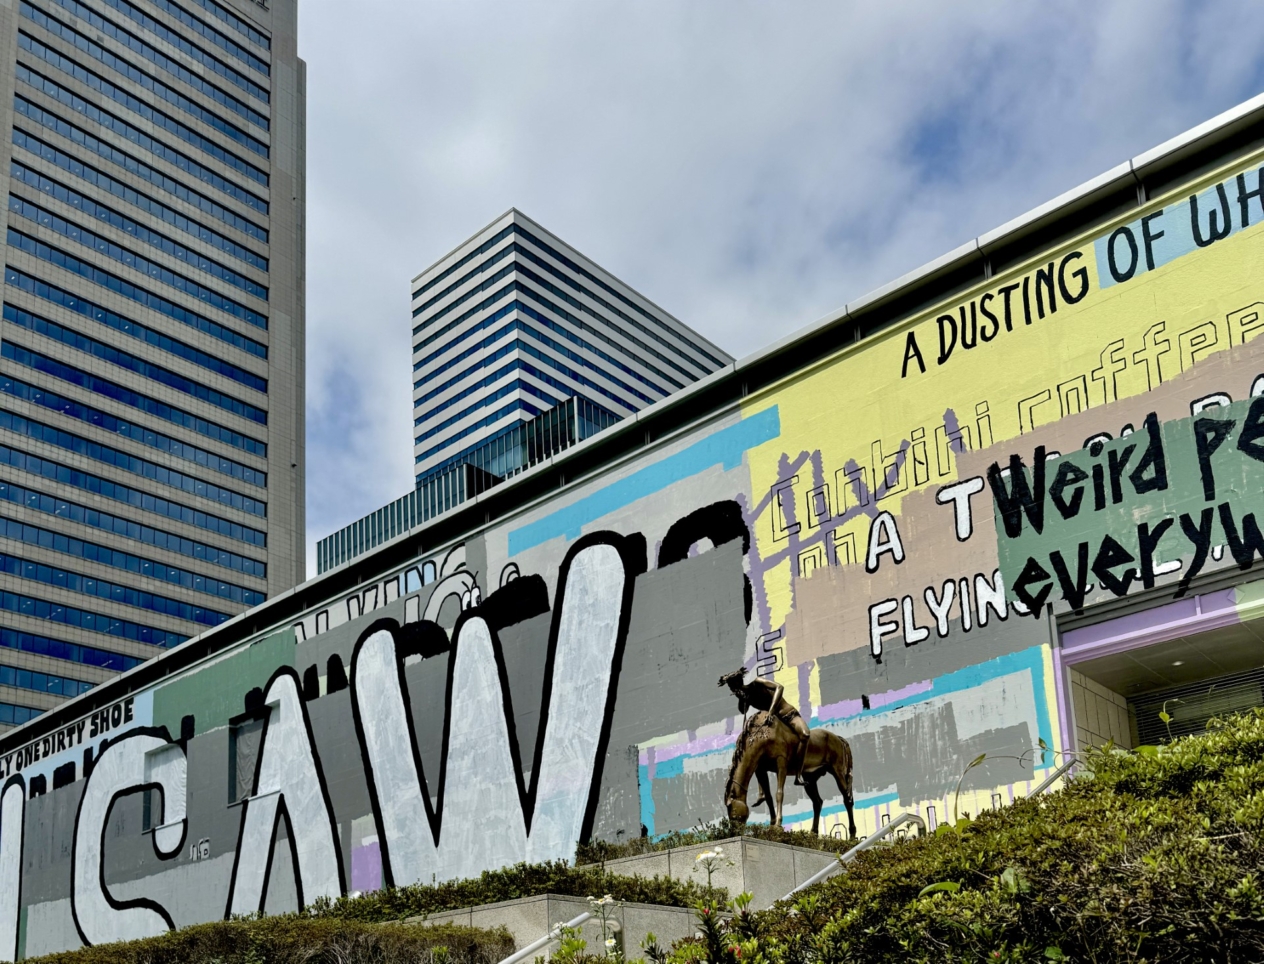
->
xmin=1060 ymin=590 xmax=1241 ymax=663
xmin=351 ymin=840 xmax=382 ymax=894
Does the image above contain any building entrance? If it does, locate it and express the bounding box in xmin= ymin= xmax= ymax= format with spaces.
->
xmin=1060 ymin=581 xmax=1264 ymax=751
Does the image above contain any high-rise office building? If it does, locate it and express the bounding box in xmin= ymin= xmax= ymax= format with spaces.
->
xmin=0 ymin=0 xmax=305 ymax=728
xmin=316 ymin=210 xmax=731 ymax=573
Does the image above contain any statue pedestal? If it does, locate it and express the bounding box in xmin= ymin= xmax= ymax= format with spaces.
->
xmin=599 ymin=836 xmax=837 ymax=911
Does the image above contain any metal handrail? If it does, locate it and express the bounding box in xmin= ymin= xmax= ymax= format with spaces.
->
xmin=497 ymin=910 xmax=592 ymax=964
xmin=1029 ymin=757 xmax=1077 ymax=797
xmin=781 ymin=811 xmax=927 ymax=901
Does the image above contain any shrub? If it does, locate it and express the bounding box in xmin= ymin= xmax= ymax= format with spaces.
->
xmin=661 ymin=709 xmax=1264 ymax=963
xmin=26 ymin=918 xmax=513 ymax=964
xmin=310 ymin=860 xmax=718 ymax=923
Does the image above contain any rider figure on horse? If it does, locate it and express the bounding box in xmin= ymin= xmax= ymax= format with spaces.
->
xmin=719 ymin=668 xmax=809 ymax=788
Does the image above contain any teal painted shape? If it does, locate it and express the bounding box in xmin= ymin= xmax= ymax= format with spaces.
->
xmin=508 ymin=406 xmax=781 ymax=555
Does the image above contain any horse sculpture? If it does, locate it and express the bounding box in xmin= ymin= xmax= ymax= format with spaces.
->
xmin=724 ymin=710 xmax=857 ymax=838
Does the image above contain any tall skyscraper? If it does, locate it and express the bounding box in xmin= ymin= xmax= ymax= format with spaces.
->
xmin=0 ymin=0 xmax=305 ymax=728
xmin=316 ymin=210 xmax=731 ymax=573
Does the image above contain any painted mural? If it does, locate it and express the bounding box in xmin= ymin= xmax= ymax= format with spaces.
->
xmin=2 ymin=152 xmax=1264 ymax=957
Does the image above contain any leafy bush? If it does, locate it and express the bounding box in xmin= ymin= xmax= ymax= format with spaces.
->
xmin=576 ymin=821 xmax=854 ymax=865
xmin=27 ymin=918 xmax=512 ymax=964
xmin=310 ymin=860 xmax=718 ymax=922
xmin=654 ymin=709 xmax=1264 ymax=963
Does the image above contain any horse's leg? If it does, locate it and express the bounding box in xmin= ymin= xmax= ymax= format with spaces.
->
xmin=832 ymin=761 xmax=857 ymax=840
xmin=775 ymin=756 xmax=788 ymax=827
xmin=756 ymin=768 xmax=776 ymax=822
xmin=803 ymin=775 xmax=824 ymax=835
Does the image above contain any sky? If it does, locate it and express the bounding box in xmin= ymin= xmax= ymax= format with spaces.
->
xmin=297 ymin=0 xmax=1264 ymax=579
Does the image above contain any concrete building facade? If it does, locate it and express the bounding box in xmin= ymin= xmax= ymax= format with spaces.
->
xmin=0 ymin=0 xmax=305 ymax=729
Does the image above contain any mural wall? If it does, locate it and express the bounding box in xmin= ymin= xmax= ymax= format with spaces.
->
xmin=2 ymin=152 xmax=1264 ymax=957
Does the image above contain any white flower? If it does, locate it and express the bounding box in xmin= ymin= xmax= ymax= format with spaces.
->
xmin=696 ymin=850 xmax=717 ymax=862
xmin=605 ymin=938 xmax=617 ymax=948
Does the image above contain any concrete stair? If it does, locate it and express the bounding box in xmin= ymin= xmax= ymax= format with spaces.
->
xmin=405 ymin=837 xmax=839 ymax=956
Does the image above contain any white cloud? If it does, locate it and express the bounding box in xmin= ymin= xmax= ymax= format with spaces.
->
xmin=298 ymin=0 xmax=1264 ymax=577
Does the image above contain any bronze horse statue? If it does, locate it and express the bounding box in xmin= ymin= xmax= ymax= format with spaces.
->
xmin=724 ymin=710 xmax=857 ymax=838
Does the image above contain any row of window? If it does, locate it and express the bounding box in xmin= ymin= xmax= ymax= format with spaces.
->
xmin=412 ymin=225 xmax=513 ymax=300
xmin=145 ymin=0 xmax=269 ymax=76
xmin=0 ymin=407 xmax=266 ymax=517
xmin=9 ymin=226 xmax=270 ymax=346
xmin=10 ymin=261 xmax=266 ymax=366
xmin=7 ymin=267 xmax=267 ymax=390
xmin=412 ymin=222 xmax=725 ymax=370
xmin=1 ymin=626 xmax=139 ymax=673
xmin=0 ymin=478 xmax=266 ymax=578
xmin=414 ymin=337 xmax=525 ymax=407
xmin=48 ymin=0 xmax=268 ymax=131
xmin=16 ymin=72 xmax=269 ymax=215
xmin=11 ymin=205 xmax=268 ymax=331
xmin=413 ymin=243 xmax=693 ymax=389
xmin=416 ymin=356 xmax=625 ymax=443
xmin=414 ymin=282 xmax=664 ymax=403
xmin=95 ymin=0 xmax=268 ymax=102
xmin=2 ymin=340 xmax=268 ymax=457
xmin=0 ymin=443 xmax=267 ymax=547
xmin=0 ymin=662 xmax=92 ymax=699
xmin=11 ymin=152 xmax=267 ymax=273
xmin=0 ymin=514 xmax=265 ymax=606
xmin=412 ymin=332 xmax=638 ymax=423
xmin=180 ymin=0 xmax=270 ymax=51
xmin=413 ymin=377 xmax=560 ymax=447
xmin=1 ymin=588 xmax=186 ymax=647
xmin=19 ymin=39 xmax=269 ymax=184
xmin=414 ymin=321 xmax=640 ymax=420
xmin=414 ymin=399 xmax=547 ymax=466
xmin=14 ymin=114 xmax=268 ymax=242
xmin=0 ymin=552 xmax=229 ymax=627
xmin=0 ymin=701 xmax=41 ymax=726
xmin=4 ymin=303 xmax=268 ymax=425
xmin=12 ymin=171 xmax=268 ymax=299
xmin=415 ymin=307 xmax=650 ymax=413
xmin=0 ymin=405 xmax=263 ymax=519
xmin=23 ymin=8 xmax=269 ymax=152
xmin=1 ymin=375 xmax=266 ymax=489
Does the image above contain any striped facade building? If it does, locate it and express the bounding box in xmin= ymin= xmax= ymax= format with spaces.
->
xmin=0 ymin=0 xmax=306 ymax=727
xmin=316 ymin=210 xmax=730 ymax=573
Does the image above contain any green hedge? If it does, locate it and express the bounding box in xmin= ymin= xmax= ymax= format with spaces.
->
xmin=310 ymin=860 xmax=718 ymax=922
xmin=27 ymin=918 xmax=513 ymax=964
xmin=628 ymin=709 xmax=1264 ymax=963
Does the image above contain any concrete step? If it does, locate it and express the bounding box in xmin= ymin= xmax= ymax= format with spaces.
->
xmin=402 ymin=837 xmax=841 ymax=957
xmin=407 ymin=893 xmax=699 ymax=958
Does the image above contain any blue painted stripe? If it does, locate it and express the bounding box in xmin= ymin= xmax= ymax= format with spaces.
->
xmin=1095 ymin=168 xmax=1263 ymax=289
xmin=508 ymin=406 xmax=781 ymax=555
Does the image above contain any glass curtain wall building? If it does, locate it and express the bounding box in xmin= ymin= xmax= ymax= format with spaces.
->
xmin=316 ymin=210 xmax=731 ymax=574
xmin=0 ymin=0 xmax=306 ymax=728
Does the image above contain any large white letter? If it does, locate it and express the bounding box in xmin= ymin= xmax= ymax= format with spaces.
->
xmin=352 ymin=535 xmax=633 ymax=886
xmin=72 ymin=731 xmax=186 ymax=946
xmin=0 ymin=777 xmax=24 ymax=963
xmin=226 ymin=670 xmax=345 ymax=915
